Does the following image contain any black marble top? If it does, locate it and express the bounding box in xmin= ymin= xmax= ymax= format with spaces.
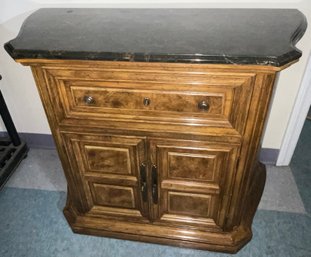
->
xmin=4 ymin=8 xmax=307 ymax=67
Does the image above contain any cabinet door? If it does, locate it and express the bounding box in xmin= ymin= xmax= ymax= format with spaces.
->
xmin=149 ymin=139 xmax=239 ymax=231
xmin=61 ymin=132 xmax=149 ymax=222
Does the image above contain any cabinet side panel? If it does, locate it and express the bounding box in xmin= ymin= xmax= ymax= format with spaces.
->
xmin=225 ymin=72 xmax=277 ymax=229
xmin=30 ymin=66 xmax=90 ymax=213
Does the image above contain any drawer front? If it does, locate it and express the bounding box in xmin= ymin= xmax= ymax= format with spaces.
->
xmin=149 ymin=138 xmax=240 ymax=230
xmin=43 ymin=65 xmax=255 ymax=134
xmin=71 ymin=86 xmax=223 ymax=115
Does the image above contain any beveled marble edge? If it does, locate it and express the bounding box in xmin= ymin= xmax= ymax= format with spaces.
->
xmin=4 ymin=8 xmax=307 ymax=67
xmin=3 ymin=46 xmax=304 ymax=67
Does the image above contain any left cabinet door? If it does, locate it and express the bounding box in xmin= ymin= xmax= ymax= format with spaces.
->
xmin=61 ymin=131 xmax=149 ymax=222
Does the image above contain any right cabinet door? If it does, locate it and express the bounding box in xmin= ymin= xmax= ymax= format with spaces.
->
xmin=149 ymin=138 xmax=240 ymax=231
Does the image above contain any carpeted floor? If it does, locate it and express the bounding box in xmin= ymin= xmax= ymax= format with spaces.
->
xmin=0 ymin=120 xmax=310 ymax=257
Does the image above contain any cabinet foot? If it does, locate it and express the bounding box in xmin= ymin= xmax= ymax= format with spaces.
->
xmin=63 ymin=203 xmax=254 ymax=253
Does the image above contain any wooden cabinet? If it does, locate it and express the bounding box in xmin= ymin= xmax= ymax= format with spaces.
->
xmin=5 ymin=8 xmax=306 ymax=253
xmin=22 ymin=60 xmax=279 ymax=252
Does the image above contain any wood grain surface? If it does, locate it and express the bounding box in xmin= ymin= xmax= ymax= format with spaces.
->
xmin=21 ymin=59 xmax=290 ymax=253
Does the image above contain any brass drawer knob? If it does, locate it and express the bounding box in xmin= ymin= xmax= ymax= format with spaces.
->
xmin=84 ymin=95 xmax=95 ymax=105
xmin=198 ymin=100 xmax=209 ymax=111
xmin=143 ymin=97 xmax=151 ymax=106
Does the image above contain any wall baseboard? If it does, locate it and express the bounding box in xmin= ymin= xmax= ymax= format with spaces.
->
xmin=259 ymin=148 xmax=279 ymax=165
xmin=0 ymin=132 xmax=279 ymax=165
xmin=0 ymin=132 xmax=55 ymax=149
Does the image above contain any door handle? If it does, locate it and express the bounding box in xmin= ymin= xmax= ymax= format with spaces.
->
xmin=140 ymin=163 xmax=148 ymax=202
xmin=152 ymin=165 xmax=158 ymax=204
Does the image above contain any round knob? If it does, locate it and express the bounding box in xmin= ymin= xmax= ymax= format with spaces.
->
xmin=143 ymin=97 xmax=151 ymax=106
xmin=84 ymin=95 xmax=95 ymax=105
xmin=198 ymin=100 xmax=209 ymax=111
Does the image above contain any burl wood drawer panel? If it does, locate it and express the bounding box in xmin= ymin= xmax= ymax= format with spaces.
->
xmin=42 ymin=65 xmax=255 ymax=134
xmin=71 ymin=86 xmax=223 ymax=115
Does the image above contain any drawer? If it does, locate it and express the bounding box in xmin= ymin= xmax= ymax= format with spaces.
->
xmin=44 ymin=66 xmax=255 ymax=134
xmin=71 ymin=86 xmax=223 ymax=115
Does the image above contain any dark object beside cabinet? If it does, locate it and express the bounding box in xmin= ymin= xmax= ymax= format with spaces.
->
xmin=0 ymin=75 xmax=28 ymax=189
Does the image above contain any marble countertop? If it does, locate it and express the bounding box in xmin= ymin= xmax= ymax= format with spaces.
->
xmin=4 ymin=8 xmax=307 ymax=66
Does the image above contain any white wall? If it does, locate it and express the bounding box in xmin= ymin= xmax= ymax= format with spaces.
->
xmin=0 ymin=0 xmax=310 ymax=149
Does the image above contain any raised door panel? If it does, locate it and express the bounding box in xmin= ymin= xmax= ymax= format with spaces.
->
xmin=84 ymin=145 xmax=131 ymax=175
xmin=61 ymin=132 xmax=149 ymax=221
xmin=149 ymin=138 xmax=239 ymax=231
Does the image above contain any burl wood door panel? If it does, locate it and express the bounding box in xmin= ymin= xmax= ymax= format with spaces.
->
xmin=149 ymin=138 xmax=240 ymax=230
xmin=61 ymin=132 xmax=149 ymax=221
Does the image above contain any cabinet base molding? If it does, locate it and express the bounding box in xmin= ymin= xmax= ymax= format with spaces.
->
xmin=64 ymin=206 xmax=251 ymax=253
